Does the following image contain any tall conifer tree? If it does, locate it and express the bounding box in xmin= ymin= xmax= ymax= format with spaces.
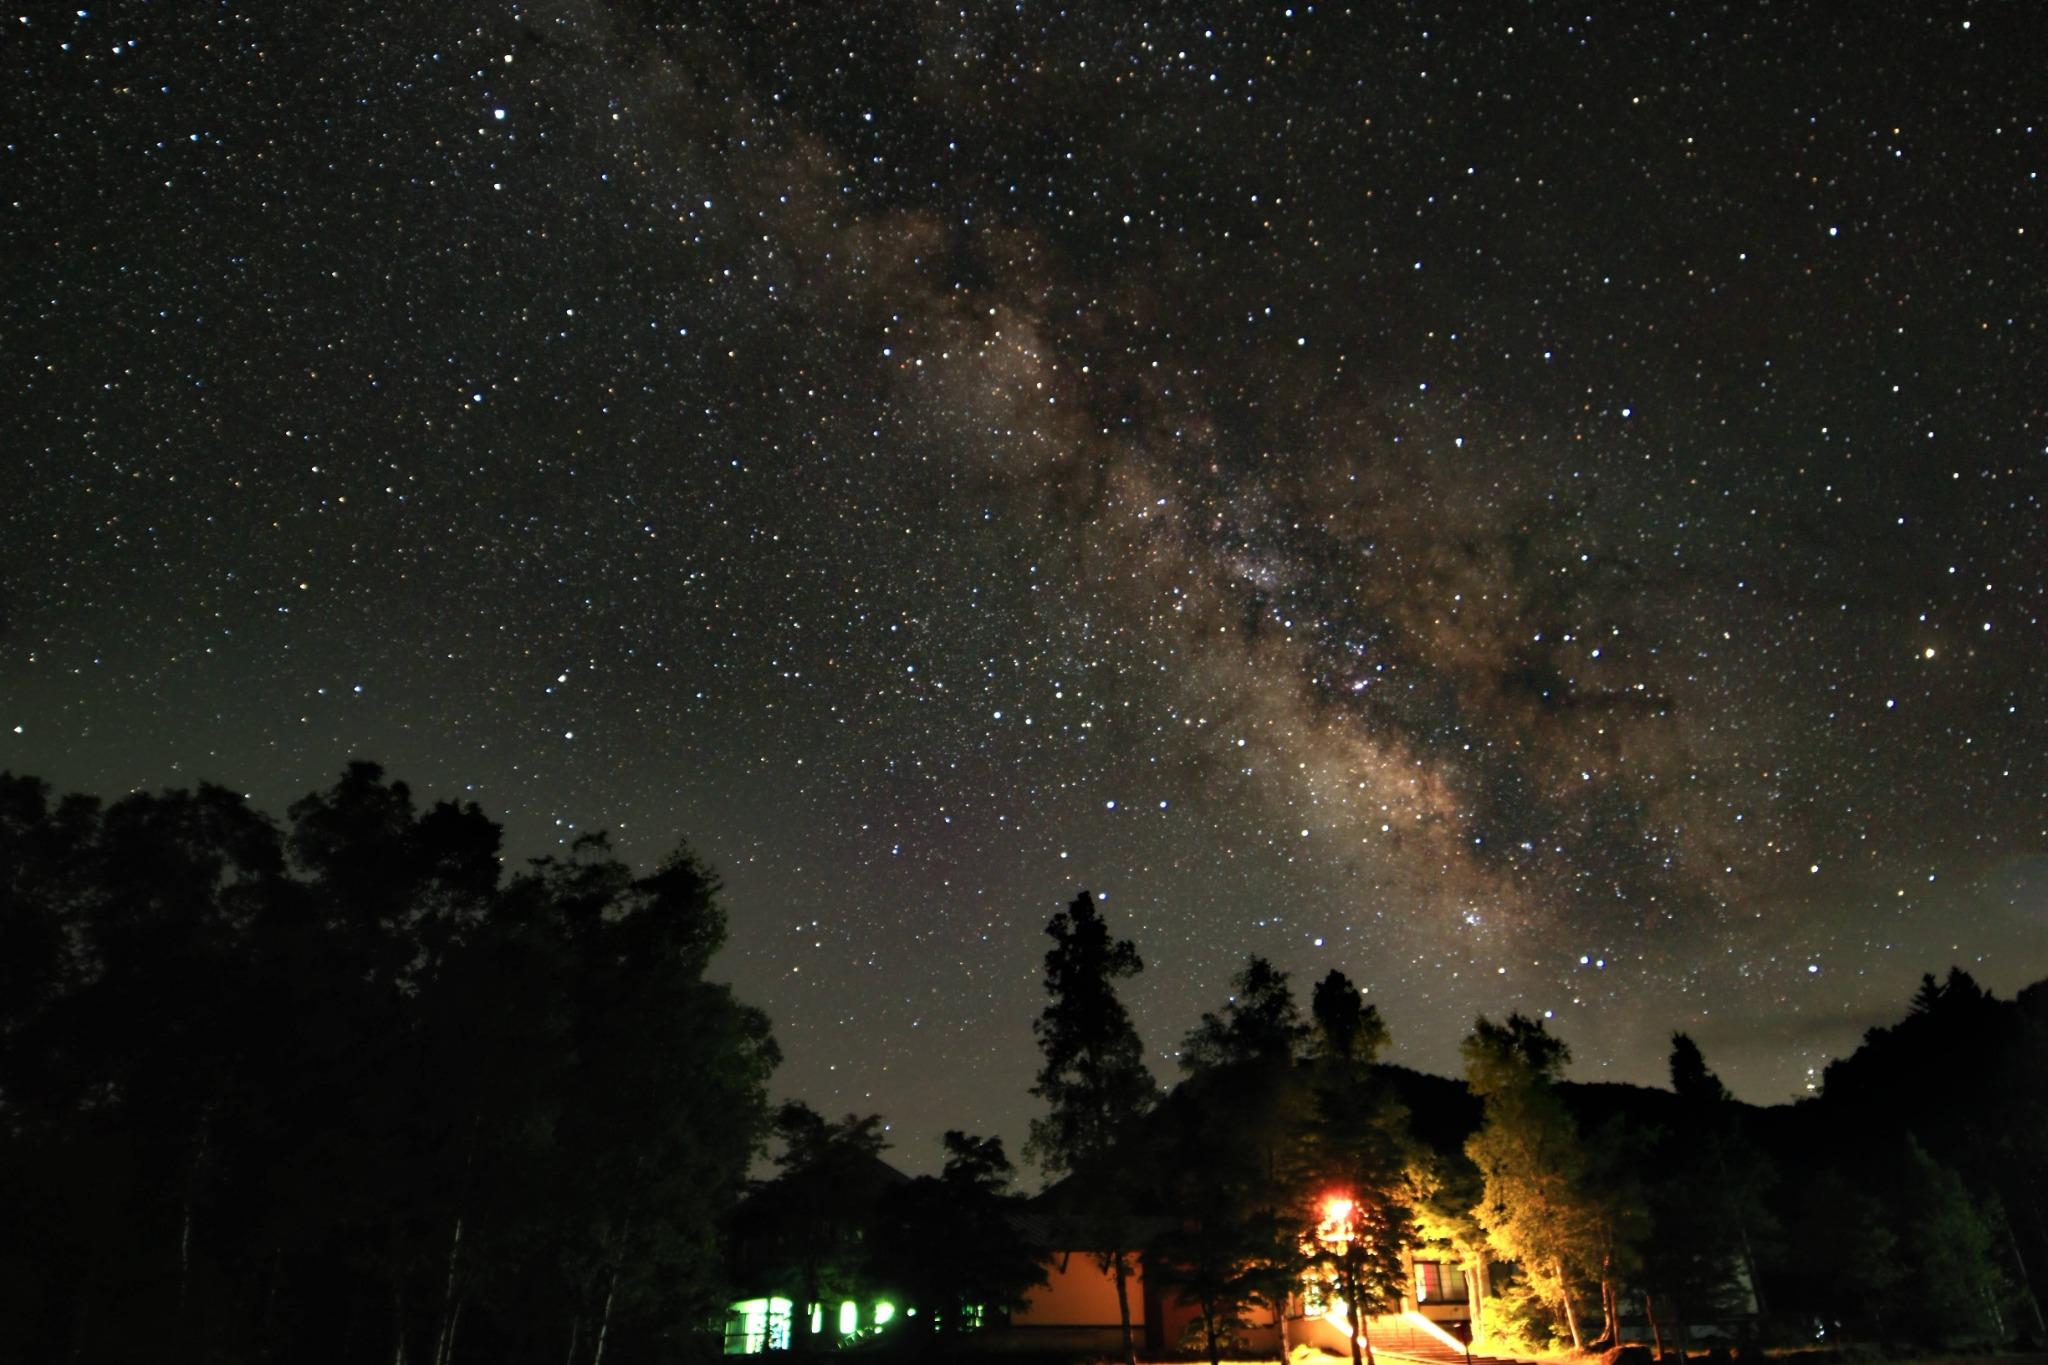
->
xmin=1025 ymin=891 xmax=1154 ymax=1365
xmin=1298 ymin=970 xmax=1413 ymax=1365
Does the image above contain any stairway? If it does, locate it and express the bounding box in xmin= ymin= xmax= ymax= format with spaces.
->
xmin=1359 ymin=1313 xmax=1532 ymax=1365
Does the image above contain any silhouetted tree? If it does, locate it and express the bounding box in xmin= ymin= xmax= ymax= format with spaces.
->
xmin=755 ymin=1104 xmax=892 ymax=1353
xmin=1638 ymin=1034 xmax=1772 ymax=1352
xmin=1819 ymin=968 xmax=2048 ymax=1330
xmin=1025 ymin=890 xmax=1155 ymax=1365
xmin=1298 ymin=970 xmax=1414 ymax=1365
xmin=1309 ymin=969 xmax=1386 ymax=1067
xmin=543 ymin=839 xmax=779 ymax=1365
xmin=0 ymin=765 xmax=778 ymax=1365
xmin=1892 ymin=1136 xmax=2008 ymax=1344
xmin=1181 ymin=955 xmax=1308 ymax=1072
xmin=1156 ymin=957 xmax=1307 ymax=1365
xmin=1579 ymin=1113 xmax=1652 ymax=1349
xmin=1782 ymin=1170 xmax=1905 ymax=1343
xmin=868 ymin=1132 xmax=1045 ymax=1342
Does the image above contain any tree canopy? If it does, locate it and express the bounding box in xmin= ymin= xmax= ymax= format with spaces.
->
xmin=0 ymin=764 xmax=778 ymax=1365
xmin=1025 ymin=890 xmax=1154 ymax=1180
xmin=6 ymin=766 xmax=2042 ymax=1360
xmin=1025 ymin=890 xmax=1155 ymax=1365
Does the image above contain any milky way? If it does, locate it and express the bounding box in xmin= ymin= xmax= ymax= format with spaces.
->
xmin=6 ymin=0 xmax=2044 ymax=1170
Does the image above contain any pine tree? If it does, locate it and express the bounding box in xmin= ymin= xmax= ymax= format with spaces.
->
xmin=1298 ymin=970 xmax=1414 ymax=1365
xmin=1025 ymin=890 xmax=1155 ymax=1365
xmin=1639 ymin=1033 xmax=1773 ymax=1351
xmin=1158 ymin=957 xmax=1309 ymax=1365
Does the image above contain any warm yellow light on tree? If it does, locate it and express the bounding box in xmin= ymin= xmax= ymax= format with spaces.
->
xmin=1317 ymin=1191 xmax=1360 ymax=1253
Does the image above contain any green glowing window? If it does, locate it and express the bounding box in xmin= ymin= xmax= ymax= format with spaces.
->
xmin=724 ymin=1297 xmax=794 ymax=1354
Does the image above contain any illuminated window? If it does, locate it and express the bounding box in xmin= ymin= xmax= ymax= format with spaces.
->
xmin=724 ymin=1298 xmax=767 ymax=1354
xmin=1413 ymin=1262 xmax=1468 ymax=1304
xmin=724 ymin=1298 xmax=795 ymax=1354
xmin=839 ymin=1301 xmax=858 ymax=1337
xmin=873 ymin=1302 xmax=896 ymax=1327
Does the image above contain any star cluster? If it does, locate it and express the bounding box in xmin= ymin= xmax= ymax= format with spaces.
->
xmin=5 ymin=0 xmax=2043 ymax=1164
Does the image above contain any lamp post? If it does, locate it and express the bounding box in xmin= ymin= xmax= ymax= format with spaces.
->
xmin=1316 ymin=1193 xmax=1376 ymax=1365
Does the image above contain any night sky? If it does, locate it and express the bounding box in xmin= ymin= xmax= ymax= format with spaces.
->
xmin=7 ymin=1 xmax=2044 ymax=1173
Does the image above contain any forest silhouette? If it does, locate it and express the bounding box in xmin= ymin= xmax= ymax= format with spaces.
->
xmin=2 ymin=765 xmax=2043 ymax=1364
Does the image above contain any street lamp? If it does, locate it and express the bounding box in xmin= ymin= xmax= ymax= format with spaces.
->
xmin=1312 ymin=1191 xmax=1375 ymax=1365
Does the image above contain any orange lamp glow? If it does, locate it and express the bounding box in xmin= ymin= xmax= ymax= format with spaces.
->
xmin=1316 ymin=1192 xmax=1358 ymax=1254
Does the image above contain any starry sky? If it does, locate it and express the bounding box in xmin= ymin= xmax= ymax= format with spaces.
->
xmin=6 ymin=0 xmax=2045 ymax=1174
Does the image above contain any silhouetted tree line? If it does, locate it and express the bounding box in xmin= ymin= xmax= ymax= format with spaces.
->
xmin=1766 ymin=967 xmax=2048 ymax=1345
xmin=731 ymin=1104 xmax=1050 ymax=1353
xmin=0 ymin=764 xmax=778 ymax=1365
xmin=1010 ymin=894 xmax=2048 ymax=1364
xmin=6 ymin=767 xmax=2045 ymax=1364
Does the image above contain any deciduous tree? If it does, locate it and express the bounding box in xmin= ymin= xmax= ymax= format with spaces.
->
xmin=1463 ymin=1014 xmax=1592 ymax=1351
xmin=869 ymin=1132 xmax=1046 ymax=1342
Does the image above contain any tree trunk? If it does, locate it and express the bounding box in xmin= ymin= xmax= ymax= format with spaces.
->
xmin=1706 ymin=1142 xmax=1765 ymax=1319
xmin=799 ymin=1257 xmax=821 ymax=1354
xmin=1735 ymin=1221 xmax=1765 ymax=1318
xmin=591 ymin=1213 xmax=629 ymax=1365
xmin=2028 ymin=1189 xmax=2048 ymax=1311
xmin=1204 ymin=1291 xmax=1220 ymax=1365
xmin=1342 ymin=1266 xmax=1371 ymax=1365
xmin=1112 ymin=1251 xmax=1137 ymax=1365
xmin=590 ymin=1265 xmax=618 ymax=1365
xmin=432 ymin=1215 xmax=464 ymax=1365
xmin=393 ymin=1284 xmax=409 ymax=1365
xmin=1599 ymin=1271 xmax=1620 ymax=1347
xmin=563 ymin=1315 xmax=581 ymax=1365
xmin=179 ymin=1107 xmax=214 ymax=1316
xmin=1980 ymin=1282 xmax=2004 ymax=1341
xmin=443 ymin=1298 xmax=465 ymax=1365
xmin=1467 ymin=1256 xmax=1490 ymax=1346
xmin=1998 ymin=1198 xmax=2048 ymax=1338
xmin=1643 ymin=1292 xmax=1665 ymax=1360
xmin=1556 ymin=1264 xmax=1584 ymax=1353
